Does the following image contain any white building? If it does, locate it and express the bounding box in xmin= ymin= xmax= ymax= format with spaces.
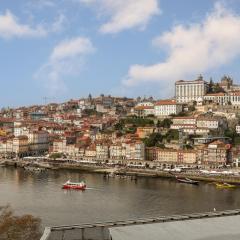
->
xmin=175 ymin=78 xmax=208 ymax=103
xmin=136 ymin=102 xmax=154 ymax=107
xmin=204 ymin=91 xmax=240 ymax=106
xmin=196 ymin=116 xmax=221 ymax=129
xmin=229 ymin=91 xmax=240 ymax=106
xmin=109 ymin=144 xmax=126 ymax=160
xmin=96 ymin=144 xmax=109 ymax=159
xmin=124 ymin=141 xmax=145 ymax=160
xmin=204 ymin=93 xmax=227 ymax=105
xmin=236 ymin=125 xmax=240 ymax=134
xmin=154 ymin=99 xmax=182 ymax=117
xmin=0 ymin=136 xmax=29 ymax=157
xmin=28 ymin=130 xmax=49 ymax=154
xmin=52 ymin=139 xmax=67 ymax=153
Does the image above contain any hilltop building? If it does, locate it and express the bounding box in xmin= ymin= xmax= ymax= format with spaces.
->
xmin=175 ymin=76 xmax=208 ymax=103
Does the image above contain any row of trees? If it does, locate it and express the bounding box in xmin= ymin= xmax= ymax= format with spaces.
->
xmin=114 ymin=117 xmax=173 ymax=134
xmin=144 ymin=130 xmax=179 ymax=147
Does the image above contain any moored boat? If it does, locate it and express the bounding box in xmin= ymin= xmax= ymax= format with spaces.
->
xmin=215 ymin=183 xmax=236 ymax=189
xmin=62 ymin=180 xmax=86 ymax=190
xmin=176 ymin=177 xmax=199 ymax=185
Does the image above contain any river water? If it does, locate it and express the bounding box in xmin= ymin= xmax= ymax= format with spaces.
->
xmin=0 ymin=166 xmax=240 ymax=227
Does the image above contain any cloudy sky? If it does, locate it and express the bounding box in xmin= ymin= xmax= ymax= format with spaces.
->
xmin=1 ymin=0 xmax=240 ymax=107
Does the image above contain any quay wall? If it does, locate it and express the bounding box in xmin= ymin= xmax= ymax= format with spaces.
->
xmin=2 ymin=158 xmax=240 ymax=184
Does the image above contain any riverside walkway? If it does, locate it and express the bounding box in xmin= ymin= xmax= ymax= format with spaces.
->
xmin=40 ymin=209 xmax=240 ymax=240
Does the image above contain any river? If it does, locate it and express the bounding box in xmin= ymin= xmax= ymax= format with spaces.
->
xmin=0 ymin=166 xmax=240 ymax=228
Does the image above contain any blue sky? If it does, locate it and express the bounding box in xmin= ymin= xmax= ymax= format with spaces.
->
xmin=1 ymin=0 xmax=240 ymax=107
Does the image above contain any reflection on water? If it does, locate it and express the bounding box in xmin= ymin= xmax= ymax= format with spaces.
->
xmin=0 ymin=166 xmax=240 ymax=227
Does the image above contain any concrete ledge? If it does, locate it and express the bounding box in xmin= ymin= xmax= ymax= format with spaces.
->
xmin=41 ymin=209 xmax=240 ymax=240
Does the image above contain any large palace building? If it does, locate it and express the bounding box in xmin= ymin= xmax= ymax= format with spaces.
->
xmin=175 ymin=77 xmax=208 ymax=103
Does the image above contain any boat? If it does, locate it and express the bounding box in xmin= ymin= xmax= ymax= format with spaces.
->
xmin=24 ymin=166 xmax=45 ymax=172
xmin=176 ymin=177 xmax=199 ymax=185
xmin=215 ymin=183 xmax=236 ymax=189
xmin=62 ymin=180 xmax=86 ymax=190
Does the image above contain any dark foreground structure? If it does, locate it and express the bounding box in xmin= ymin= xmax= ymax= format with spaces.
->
xmin=41 ymin=209 xmax=240 ymax=240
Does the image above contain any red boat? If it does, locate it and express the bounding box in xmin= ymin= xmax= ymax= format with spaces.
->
xmin=62 ymin=180 xmax=86 ymax=190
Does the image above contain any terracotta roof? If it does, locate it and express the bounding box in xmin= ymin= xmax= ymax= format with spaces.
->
xmin=230 ymin=91 xmax=240 ymax=96
xmin=155 ymin=99 xmax=176 ymax=106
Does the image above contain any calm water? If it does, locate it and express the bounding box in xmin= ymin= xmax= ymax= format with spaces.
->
xmin=0 ymin=166 xmax=240 ymax=227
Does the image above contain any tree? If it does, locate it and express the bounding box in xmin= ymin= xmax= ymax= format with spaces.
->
xmin=114 ymin=122 xmax=124 ymax=131
xmin=185 ymin=144 xmax=193 ymax=150
xmin=165 ymin=129 xmax=179 ymax=143
xmin=49 ymin=153 xmax=62 ymax=159
xmin=146 ymin=114 xmax=155 ymax=118
xmin=209 ymin=78 xmax=214 ymax=93
xmin=214 ymin=83 xmax=223 ymax=93
xmin=121 ymin=117 xmax=154 ymax=127
xmin=144 ymin=133 xmax=163 ymax=147
xmin=160 ymin=119 xmax=173 ymax=128
xmin=0 ymin=205 xmax=42 ymax=240
xmin=88 ymin=93 xmax=92 ymax=101
xmin=188 ymin=105 xmax=196 ymax=112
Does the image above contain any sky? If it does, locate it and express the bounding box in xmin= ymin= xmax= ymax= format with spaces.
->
xmin=1 ymin=0 xmax=240 ymax=107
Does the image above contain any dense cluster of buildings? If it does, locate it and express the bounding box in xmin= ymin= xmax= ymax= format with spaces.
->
xmin=1 ymin=75 xmax=240 ymax=168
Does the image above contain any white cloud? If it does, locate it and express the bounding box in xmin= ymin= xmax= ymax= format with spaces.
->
xmin=35 ymin=37 xmax=95 ymax=95
xmin=80 ymin=0 xmax=160 ymax=33
xmin=124 ymin=3 xmax=240 ymax=88
xmin=0 ymin=10 xmax=47 ymax=39
xmin=51 ymin=13 xmax=67 ymax=33
xmin=50 ymin=37 xmax=94 ymax=61
xmin=0 ymin=9 xmax=66 ymax=39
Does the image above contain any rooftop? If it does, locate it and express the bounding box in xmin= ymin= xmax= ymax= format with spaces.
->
xmin=175 ymin=79 xmax=206 ymax=84
xmin=155 ymin=99 xmax=177 ymax=106
xmin=41 ymin=209 xmax=240 ymax=240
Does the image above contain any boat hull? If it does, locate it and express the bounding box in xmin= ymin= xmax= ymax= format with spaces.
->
xmin=62 ymin=185 xmax=86 ymax=190
xmin=215 ymin=183 xmax=236 ymax=189
xmin=176 ymin=178 xmax=199 ymax=185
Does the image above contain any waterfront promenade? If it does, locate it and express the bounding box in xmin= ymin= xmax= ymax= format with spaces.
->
xmin=2 ymin=157 xmax=240 ymax=184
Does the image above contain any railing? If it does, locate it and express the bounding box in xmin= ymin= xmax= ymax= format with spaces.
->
xmin=40 ymin=209 xmax=240 ymax=240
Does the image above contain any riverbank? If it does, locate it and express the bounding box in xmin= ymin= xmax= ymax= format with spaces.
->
xmin=2 ymin=158 xmax=240 ymax=184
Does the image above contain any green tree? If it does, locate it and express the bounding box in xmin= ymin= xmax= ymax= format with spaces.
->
xmin=49 ymin=153 xmax=63 ymax=159
xmin=209 ymin=78 xmax=214 ymax=93
xmin=114 ymin=122 xmax=124 ymax=131
xmin=165 ymin=129 xmax=179 ymax=143
xmin=224 ymin=129 xmax=238 ymax=145
xmin=144 ymin=133 xmax=163 ymax=147
xmin=122 ymin=117 xmax=154 ymax=127
xmin=161 ymin=119 xmax=173 ymax=128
